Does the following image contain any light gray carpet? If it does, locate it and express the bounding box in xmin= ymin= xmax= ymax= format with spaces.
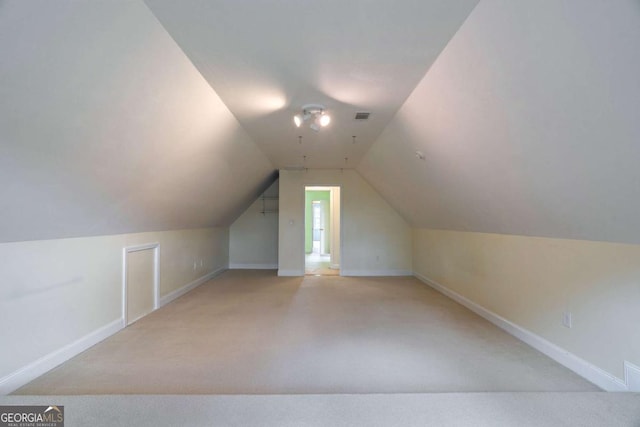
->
xmin=2 ymin=393 xmax=639 ymax=427
xmin=15 ymin=270 xmax=597 ymax=394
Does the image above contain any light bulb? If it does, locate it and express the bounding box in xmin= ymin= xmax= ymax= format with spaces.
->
xmin=293 ymin=114 xmax=302 ymax=127
xmin=319 ymin=114 xmax=331 ymax=127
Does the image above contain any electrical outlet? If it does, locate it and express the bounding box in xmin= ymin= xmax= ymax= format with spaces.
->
xmin=562 ymin=311 xmax=572 ymax=328
xmin=193 ymin=261 xmax=197 ymax=271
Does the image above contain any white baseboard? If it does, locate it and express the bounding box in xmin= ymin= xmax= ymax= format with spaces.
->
xmin=159 ymin=267 xmax=227 ymax=307
xmin=341 ymin=269 xmax=413 ymax=277
xmin=624 ymin=361 xmax=640 ymax=392
xmin=229 ymin=263 xmax=278 ymax=270
xmin=414 ymin=272 xmax=629 ymax=392
xmin=0 ymin=267 xmax=229 ymax=395
xmin=0 ymin=319 xmax=122 ymax=395
xmin=278 ymin=269 xmax=304 ymax=277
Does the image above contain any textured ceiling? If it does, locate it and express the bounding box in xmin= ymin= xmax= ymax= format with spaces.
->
xmin=144 ymin=0 xmax=480 ymax=169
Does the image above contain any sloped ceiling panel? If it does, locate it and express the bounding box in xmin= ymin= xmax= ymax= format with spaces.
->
xmin=358 ymin=0 xmax=640 ymax=244
xmin=0 ymin=0 xmax=274 ymax=243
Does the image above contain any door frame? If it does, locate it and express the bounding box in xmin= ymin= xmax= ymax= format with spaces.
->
xmin=304 ymin=185 xmax=341 ymax=273
xmin=122 ymin=243 xmax=160 ymax=327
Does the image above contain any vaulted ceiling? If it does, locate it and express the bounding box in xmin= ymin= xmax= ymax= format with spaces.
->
xmin=1 ymin=0 xmax=639 ymax=244
xmin=144 ymin=0 xmax=480 ymax=169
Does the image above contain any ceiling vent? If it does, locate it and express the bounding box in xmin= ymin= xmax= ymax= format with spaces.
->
xmin=354 ymin=112 xmax=371 ymax=120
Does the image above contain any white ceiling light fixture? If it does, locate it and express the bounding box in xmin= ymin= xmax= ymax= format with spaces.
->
xmin=293 ymin=104 xmax=331 ymax=132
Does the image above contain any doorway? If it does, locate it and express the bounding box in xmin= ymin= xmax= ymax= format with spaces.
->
xmin=305 ymin=186 xmax=340 ymax=275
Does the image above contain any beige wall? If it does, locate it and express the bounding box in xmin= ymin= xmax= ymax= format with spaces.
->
xmin=0 ymin=228 xmax=228 ymax=386
xmin=278 ymin=169 xmax=411 ymax=276
xmin=230 ymin=180 xmax=279 ymax=268
xmin=413 ymin=228 xmax=640 ymax=382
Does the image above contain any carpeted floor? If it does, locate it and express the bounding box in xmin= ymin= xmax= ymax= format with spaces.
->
xmin=14 ymin=270 xmax=598 ymax=395
xmin=2 ymin=393 xmax=639 ymax=427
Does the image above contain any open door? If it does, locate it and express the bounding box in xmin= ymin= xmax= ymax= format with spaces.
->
xmin=305 ymin=186 xmax=340 ymax=276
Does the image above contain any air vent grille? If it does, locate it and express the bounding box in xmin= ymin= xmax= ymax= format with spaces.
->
xmin=354 ymin=112 xmax=371 ymax=120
